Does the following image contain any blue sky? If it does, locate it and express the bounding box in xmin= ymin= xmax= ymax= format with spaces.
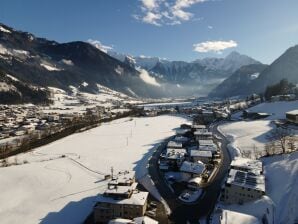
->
xmin=0 ymin=0 xmax=298 ymax=64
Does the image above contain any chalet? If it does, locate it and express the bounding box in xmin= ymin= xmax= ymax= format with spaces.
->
xmin=199 ymin=144 xmax=218 ymax=154
xmin=179 ymin=161 xmax=205 ymax=180
xmin=190 ymin=150 xmax=212 ymax=164
xmin=173 ymin=136 xmax=189 ymax=143
xmin=167 ymin=141 xmax=183 ymax=149
xmin=198 ymin=140 xmax=214 ymax=147
xmin=194 ymin=130 xmax=213 ymax=141
xmin=286 ymin=110 xmax=298 ymax=124
xmin=164 ymin=148 xmax=187 ymax=168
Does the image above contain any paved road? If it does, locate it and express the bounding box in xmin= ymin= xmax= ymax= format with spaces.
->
xmin=148 ymin=122 xmax=231 ymax=224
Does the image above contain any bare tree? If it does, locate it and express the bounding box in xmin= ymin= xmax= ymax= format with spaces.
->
xmin=266 ymin=127 xmax=293 ymax=154
xmin=288 ymin=136 xmax=297 ymax=152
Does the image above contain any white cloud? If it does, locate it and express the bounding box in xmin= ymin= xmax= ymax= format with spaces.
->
xmin=138 ymin=69 xmax=160 ymax=87
xmin=193 ymin=40 xmax=238 ymax=53
xmin=135 ymin=0 xmax=207 ymax=26
xmin=141 ymin=0 xmax=159 ymax=10
xmin=207 ymin=25 xmax=213 ymax=29
xmin=142 ymin=11 xmax=162 ymax=26
xmin=87 ymin=39 xmax=113 ymax=53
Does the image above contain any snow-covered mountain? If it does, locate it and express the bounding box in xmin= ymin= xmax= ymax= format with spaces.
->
xmin=107 ymin=50 xmax=261 ymax=90
xmin=0 ymin=23 xmax=169 ymax=101
xmin=195 ymin=51 xmax=261 ymax=73
xmin=0 ymin=22 xmax=264 ymax=101
xmin=209 ymin=45 xmax=298 ymax=98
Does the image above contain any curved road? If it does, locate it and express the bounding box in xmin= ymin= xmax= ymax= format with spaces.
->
xmin=148 ymin=122 xmax=231 ymax=224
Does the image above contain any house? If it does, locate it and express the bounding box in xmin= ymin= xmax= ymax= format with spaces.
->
xmin=194 ymin=130 xmax=213 ymax=141
xmin=286 ymin=110 xmax=298 ymax=124
xmin=190 ymin=150 xmax=212 ymax=163
xmin=179 ymin=161 xmax=205 ymax=180
xmin=167 ymin=141 xmax=183 ymax=149
xmin=221 ymin=168 xmax=265 ymax=204
xmin=164 ymin=148 xmax=187 ymax=168
xmin=199 ymin=144 xmax=218 ymax=155
xmin=94 ymin=172 xmax=149 ymax=223
xmin=198 ymin=140 xmax=215 ymax=147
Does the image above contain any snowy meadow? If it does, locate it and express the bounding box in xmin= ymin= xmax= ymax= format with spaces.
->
xmin=0 ymin=115 xmax=190 ymax=224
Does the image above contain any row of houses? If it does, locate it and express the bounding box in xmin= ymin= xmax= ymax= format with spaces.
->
xmin=158 ymin=123 xmax=221 ymax=202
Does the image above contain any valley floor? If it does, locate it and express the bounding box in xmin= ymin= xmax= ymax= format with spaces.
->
xmin=0 ymin=115 xmax=190 ymax=224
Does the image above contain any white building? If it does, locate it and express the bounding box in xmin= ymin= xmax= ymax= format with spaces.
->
xmin=94 ymin=171 xmax=149 ymax=223
xmin=222 ymin=168 xmax=265 ymax=204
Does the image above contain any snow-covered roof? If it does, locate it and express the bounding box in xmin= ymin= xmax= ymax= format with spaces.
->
xmin=180 ymin=161 xmax=205 ymax=174
xmin=174 ymin=136 xmax=189 ymax=142
xmin=167 ymin=140 xmax=183 ymax=148
xmin=199 ymin=139 xmax=214 ymax=146
xmin=97 ymin=190 xmax=149 ymax=206
xmin=188 ymin=177 xmax=202 ymax=184
xmin=286 ymin=109 xmax=298 ymax=115
xmin=134 ymin=216 xmax=158 ymax=224
xmin=231 ymin=157 xmax=263 ymax=174
xmin=166 ymin=148 xmax=187 ymax=160
xmin=227 ymin=169 xmax=265 ymax=192
xmin=105 ymin=183 xmax=138 ymax=196
xmin=199 ymin=144 xmax=217 ymax=152
xmin=194 ymin=130 xmax=211 ymax=136
xmin=176 ymin=128 xmax=190 ymax=135
xmin=110 ymin=170 xmax=135 ymax=185
xmin=190 ymin=150 xmax=212 ymax=158
xmin=192 ymin=124 xmax=206 ymax=129
xmin=213 ymin=209 xmax=260 ymax=224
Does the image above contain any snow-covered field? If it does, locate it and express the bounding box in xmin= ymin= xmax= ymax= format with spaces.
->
xmin=0 ymin=115 xmax=189 ymax=224
xmin=218 ymin=101 xmax=298 ymax=224
xmin=219 ymin=101 xmax=298 ymax=158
